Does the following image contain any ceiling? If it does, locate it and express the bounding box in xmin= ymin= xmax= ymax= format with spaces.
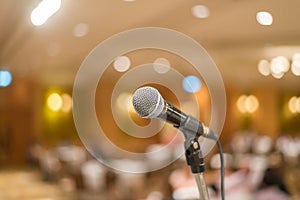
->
xmin=1 ymin=0 xmax=300 ymax=89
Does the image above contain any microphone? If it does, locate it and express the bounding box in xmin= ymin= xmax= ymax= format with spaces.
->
xmin=132 ymin=86 xmax=218 ymax=140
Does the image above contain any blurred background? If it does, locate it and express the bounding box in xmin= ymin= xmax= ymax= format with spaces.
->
xmin=0 ymin=0 xmax=300 ymax=199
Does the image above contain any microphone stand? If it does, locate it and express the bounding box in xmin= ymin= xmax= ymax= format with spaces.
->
xmin=179 ymin=116 xmax=210 ymax=200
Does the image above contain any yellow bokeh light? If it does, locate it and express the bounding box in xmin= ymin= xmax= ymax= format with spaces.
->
xmin=116 ymin=92 xmax=135 ymax=114
xmin=237 ymin=95 xmax=247 ymax=113
xmin=47 ymin=93 xmax=63 ymax=111
xmin=237 ymin=94 xmax=259 ymax=113
xmin=61 ymin=93 xmax=72 ymax=113
xmin=288 ymin=96 xmax=300 ymax=114
xmin=245 ymin=95 xmax=259 ymax=113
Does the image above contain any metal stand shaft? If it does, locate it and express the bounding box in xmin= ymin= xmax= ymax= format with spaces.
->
xmin=178 ymin=115 xmax=211 ymax=200
xmin=194 ymin=173 xmax=210 ymax=200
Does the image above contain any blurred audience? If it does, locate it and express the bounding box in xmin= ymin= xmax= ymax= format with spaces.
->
xmin=20 ymin=131 xmax=300 ymax=199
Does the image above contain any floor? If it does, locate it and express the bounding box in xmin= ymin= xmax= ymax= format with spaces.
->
xmin=0 ymin=167 xmax=299 ymax=200
xmin=0 ymin=169 xmax=74 ymax=200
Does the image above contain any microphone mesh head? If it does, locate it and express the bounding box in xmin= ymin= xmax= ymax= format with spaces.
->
xmin=132 ymin=86 xmax=164 ymax=118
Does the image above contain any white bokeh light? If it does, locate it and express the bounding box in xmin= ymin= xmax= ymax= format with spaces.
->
xmin=271 ymin=71 xmax=284 ymax=79
xmin=256 ymin=11 xmax=273 ymax=26
xmin=113 ymin=56 xmax=131 ymax=72
xmin=153 ymin=58 xmax=171 ymax=74
xmin=191 ymin=5 xmax=210 ymax=19
xmin=258 ymin=59 xmax=270 ymax=76
xmin=270 ymin=56 xmax=289 ymax=74
xmin=31 ymin=0 xmax=61 ymax=26
xmin=291 ymin=53 xmax=300 ymax=76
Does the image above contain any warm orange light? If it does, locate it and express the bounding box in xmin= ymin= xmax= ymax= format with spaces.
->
xmin=61 ymin=93 xmax=72 ymax=113
xmin=237 ymin=94 xmax=259 ymax=113
xmin=288 ymin=96 xmax=300 ymax=114
xmin=47 ymin=93 xmax=63 ymax=111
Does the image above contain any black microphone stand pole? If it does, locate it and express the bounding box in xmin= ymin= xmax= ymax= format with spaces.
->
xmin=178 ymin=115 xmax=210 ymax=200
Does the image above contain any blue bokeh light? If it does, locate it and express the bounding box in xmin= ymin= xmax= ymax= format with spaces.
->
xmin=182 ymin=75 xmax=202 ymax=93
xmin=0 ymin=70 xmax=12 ymax=87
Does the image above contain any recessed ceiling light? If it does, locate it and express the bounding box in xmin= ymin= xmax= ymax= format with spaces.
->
xmin=256 ymin=11 xmax=273 ymax=26
xmin=191 ymin=5 xmax=210 ymax=19
xmin=31 ymin=0 xmax=61 ymax=26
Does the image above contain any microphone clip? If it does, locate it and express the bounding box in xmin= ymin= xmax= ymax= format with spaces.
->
xmin=179 ymin=115 xmax=206 ymax=174
xmin=179 ymin=116 xmax=211 ymax=200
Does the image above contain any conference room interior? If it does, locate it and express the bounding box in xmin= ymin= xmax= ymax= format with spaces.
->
xmin=0 ymin=0 xmax=300 ymax=199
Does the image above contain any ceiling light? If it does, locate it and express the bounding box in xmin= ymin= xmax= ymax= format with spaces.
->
xmin=31 ymin=0 xmax=61 ymax=26
xmin=191 ymin=5 xmax=210 ymax=19
xmin=256 ymin=11 xmax=273 ymax=26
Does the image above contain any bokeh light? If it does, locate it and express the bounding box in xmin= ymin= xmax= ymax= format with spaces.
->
xmin=237 ymin=94 xmax=259 ymax=113
xmin=47 ymin=93 xmax=63 ymax=111
xmin=237 ymin=95 xmax=248 ymax=113
xmin=191 ymin=5 xmax=210 ymax=19
xmin=291 ymin=53 xmax=300 ymax=76
xmin=113 ymin=56 xmax=131 ymax=72
xmin=61 ymin=93 xmax=72 ymax=113
xmin=116 ymin=92 xmax=133 ymax=113
xmin=31 ymin=0 xmax=61 ymax=26
xmin=153 ymin=58 xmax=171 ymax=74
xmin=288 ymin=96 xmax=300 ymax=114
xmin=270 ymin=56 xmax=289 ymax=74
xmin=182 ymin=75 xmax=202 ymax=93
xmin=256 ymin=11 xmax=273 ymax=26
xmin=258 ymin=59 xmax=270 ymax=76
xmin=0 ymin=70 xmax=13 ymax=87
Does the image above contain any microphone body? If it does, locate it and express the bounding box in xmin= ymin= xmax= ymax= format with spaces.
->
xmin=132 ymin=86 xmax=217 ymax=140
